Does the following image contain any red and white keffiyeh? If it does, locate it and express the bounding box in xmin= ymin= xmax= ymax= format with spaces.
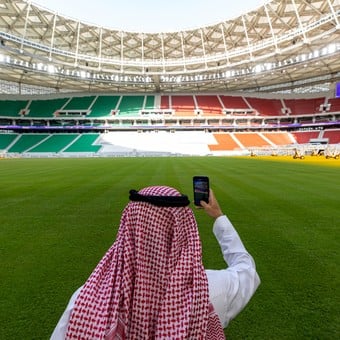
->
xmin=65 ymin=186 xmax=225 ymax=339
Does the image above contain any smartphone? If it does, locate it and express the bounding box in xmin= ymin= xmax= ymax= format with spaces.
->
xmin=193 ymin=176 xmax=209 ymax=206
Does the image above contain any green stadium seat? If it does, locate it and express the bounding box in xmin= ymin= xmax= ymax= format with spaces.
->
xmin=28 ymin=134 xmax=79 ymax=153
xmin=64 ymin=133 xmax=101 ymax=152
xmin=88 ymin=96 xmax=120 ymax=117
xmin=63 ymin=96 xmax=96 ymax=111
xmin=0 ymin=133 xmax=18 ymax=149
xmin=26 ymin=98 xmax=68 ymax=117
xmin=8 ymin=134 xmax=50 ymax=153
xmin=117 ymin=96 xmax=145 ymax=116
xmin=0 ymin=100 xmax=28 ymax=117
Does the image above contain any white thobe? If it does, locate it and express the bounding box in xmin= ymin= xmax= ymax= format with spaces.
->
xmin=51 ymin=215 xmax=260 ymax=339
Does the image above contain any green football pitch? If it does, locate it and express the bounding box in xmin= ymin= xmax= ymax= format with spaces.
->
xmin=1 ymin=156 xmax=339 ymax=339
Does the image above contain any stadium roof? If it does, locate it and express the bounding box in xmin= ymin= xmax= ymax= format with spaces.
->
xmin=32 ymin=0 xmax=265 ymax=33
xmin=0 ymin=0 xmax=339 ymax=94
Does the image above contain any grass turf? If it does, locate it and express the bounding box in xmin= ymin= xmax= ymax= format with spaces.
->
xmin=0 ymin=156 xmax=339 ymax=339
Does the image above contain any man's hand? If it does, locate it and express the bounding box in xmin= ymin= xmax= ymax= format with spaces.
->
xmin=200 ymin=189 xmax=224 ymax=219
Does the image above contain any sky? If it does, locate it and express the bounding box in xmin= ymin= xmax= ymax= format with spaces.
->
xmin=32 ymin=0 xmax=265 ymax=33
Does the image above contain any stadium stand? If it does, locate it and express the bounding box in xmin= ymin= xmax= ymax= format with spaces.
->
xmin=170 ymin=95 xmax=196 ymax=116
xmin=26 ymin=134 xmax=78 ymax=153
xmin=1 ymin=127 xmax=339 ymax=156
xmin=7 ymin=134 xmax=50 ymax=153
xmin=209 ymin=134 xmax=241 ymax=151
xmin=323 ymin=129 xmax=340 ymax=144
xmin=26 ymin=98 xmax=69 ymax=118
xmin=88 ymin=96 xmax=120 ymax=117
xmin=63 ymin=96 xmax=95 ymax=110
xmin=195 ymin=95 xmax=223 ymax=115
xmin=219 ymin=95 xmax=251 ymax=114
xmin=0 ymin=133 xmax=18 ymax=149
xmin=63 ymin=134 xmax=101 ymax=152
xmin=234 ymin=132 xmax=272 ymax=148
xmin=1 ymin=94 xmax=340 ymax=120
xmin=208 ymin=132 xmax=298 ymax=151
xmin=160 ymin=96 xmax=170 ymax=111
xmin=290 ymin=131 xmax=321 ymax=144
xmin=0 ymin=89 xmax=339 ymax=157
xmin=327 ymin=98 xmax=340 ymax=112
xmin=117 ymin=96 xmax=146 ymax=116
xmin=2 ymin=133 xmax=103 ymax=153
xmin=262 ymin=132 xmax=295 ymax=145
xmin=144 ymin=96 xmax=156 ymax=110
xmin=284 ymin=98 xmax=325 ymax=115
xmin=0 ymin=100 xmax=28 ymax=117
xmin=245 ymin=97 xmax=284 ymax=116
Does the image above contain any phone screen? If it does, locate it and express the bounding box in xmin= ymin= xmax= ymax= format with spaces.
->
xmin=193 ymin=176 xmax=209 ymax=206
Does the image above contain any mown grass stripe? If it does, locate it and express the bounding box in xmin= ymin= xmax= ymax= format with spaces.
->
xmin=0 ymin=156 xmax=339 ymax=339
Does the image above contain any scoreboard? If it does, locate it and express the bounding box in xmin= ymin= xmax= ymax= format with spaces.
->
xmin=336 ymin=82 xmax=340 ymax=98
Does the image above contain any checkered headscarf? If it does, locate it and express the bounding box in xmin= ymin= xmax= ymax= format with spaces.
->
xmin=65 ymin=186 xmax=224 ymax=339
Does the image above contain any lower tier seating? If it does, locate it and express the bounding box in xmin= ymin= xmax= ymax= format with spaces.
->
xmin=1 ymin=130 xmax=339 ymax=155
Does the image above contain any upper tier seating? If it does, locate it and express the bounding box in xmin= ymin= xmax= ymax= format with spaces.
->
xmin=144 ymin=95 xmax=155 ymax=110
xmin=88 ymin=96 xmax=120 ymax=117
xmin=169 ymin=95 xmax=196 ymax=116
xmin=63 ymin=96 xmax=96 ymax=112
xmin=0 ymin=100 xmax=28 ymax=117
xmin=195 ymin=95 xmax=223 ymax=115
xmin=219 ymin=95 xmax=250 ymax=111
xmin=160 ymin=95 xmax=170 ymax=110
xmin=327 ymin=98 xmax=340 ymax=112
xmin=246 ymin=97 xmax=284 ymax=116
xmin=1 ymin=94 xmax=340 ymax=119
xmin=117 ymin=96 xmax=146 ymax=116
xmin=26 ymin=98 xmax=69 ymax=117
xmin=284 ymin=98 xmax=325 ymax=115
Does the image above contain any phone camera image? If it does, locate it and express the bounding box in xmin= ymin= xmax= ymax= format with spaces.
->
xmin=193 ymin=176 xmax=209 ymax=206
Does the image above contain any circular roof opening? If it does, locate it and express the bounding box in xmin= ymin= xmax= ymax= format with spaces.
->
xmin=32 ymin=0 xmax=264 ymax=32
